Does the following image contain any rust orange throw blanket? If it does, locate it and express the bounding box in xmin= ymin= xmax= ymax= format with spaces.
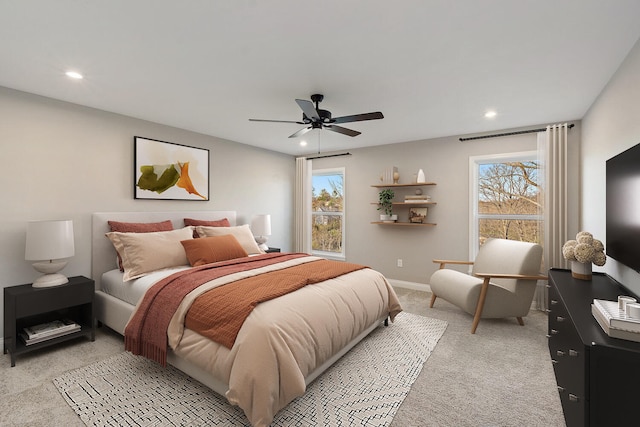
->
xmin=125 ymin=253 xmax=307 ymax=366
xmin=185 ymin=259 xmax=368 ymax=349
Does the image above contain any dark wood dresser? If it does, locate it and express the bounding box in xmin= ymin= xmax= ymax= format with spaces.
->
xmin=548 ymin=268 xmax=640 ymax=426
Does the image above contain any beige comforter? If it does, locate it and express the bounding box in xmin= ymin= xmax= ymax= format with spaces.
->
xmin=165 ymin=255 xmax=402 ymax=426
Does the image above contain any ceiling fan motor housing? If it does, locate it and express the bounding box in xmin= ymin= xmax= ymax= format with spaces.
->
xmin=303 ymin=109 xmax=332 ymax=124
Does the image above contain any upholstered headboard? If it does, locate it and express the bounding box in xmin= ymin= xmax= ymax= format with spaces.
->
xmin=91 ymin=211 xmax=236 ymax=290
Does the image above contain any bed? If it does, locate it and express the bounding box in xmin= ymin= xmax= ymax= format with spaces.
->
xmin=92 ymin=211 xmax=402 ymax=427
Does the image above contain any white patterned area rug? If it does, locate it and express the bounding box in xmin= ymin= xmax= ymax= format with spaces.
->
xmin=53 ymin=312 xmax=447 ymax=426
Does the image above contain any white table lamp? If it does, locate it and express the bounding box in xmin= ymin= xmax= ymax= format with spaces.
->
xmin=251 ymin=214 xmax=272 ymax=251
xmin=25 ymin=219 xmax=75 ymax=288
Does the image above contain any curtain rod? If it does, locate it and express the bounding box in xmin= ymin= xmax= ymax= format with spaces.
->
xmin=459 ymin=124 xmax=575 ymax=142
xmin=306 ymin=152 xmax=352 ymax=160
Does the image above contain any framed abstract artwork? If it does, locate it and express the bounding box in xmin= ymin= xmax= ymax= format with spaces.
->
xmin=134 ymin=136 xmax=209 ymax=201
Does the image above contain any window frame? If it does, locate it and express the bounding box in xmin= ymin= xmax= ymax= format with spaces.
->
xmin=311 ymin=167 xmax=346 ymax=260
xmin=468 ymin=150 xmax=541 ymax=261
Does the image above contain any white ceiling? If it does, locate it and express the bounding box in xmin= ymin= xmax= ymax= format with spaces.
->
xmin=2 ymin=1 xmax=640 ymax=156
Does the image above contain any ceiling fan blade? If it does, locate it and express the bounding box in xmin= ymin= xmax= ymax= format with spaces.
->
xmin=324 ymin=125 xmax=361 ymax=137
xmin=249 ymin=119 xmax=305 ymax=124
xmin=332 ymin=111 xmax=384 ymax=124
xmin=295 ymin=99 xmax=320 ymax=121
xmin=288 ymin=126 xmax=313 ymax=138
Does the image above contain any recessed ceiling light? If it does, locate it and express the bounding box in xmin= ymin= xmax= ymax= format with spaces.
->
xmin=484 ymin=110 xmax=497 ymax=118
xmin=299 ymin=140 xmax=308 ymax=147
xmin=65 ymin=71 xmax=83 ymax=80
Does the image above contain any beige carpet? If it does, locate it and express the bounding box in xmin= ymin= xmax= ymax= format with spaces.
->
xmin=1 ymin=287 xmax=565 ymax=426
xmin=390 ymin=288 xmax=565 ymax=427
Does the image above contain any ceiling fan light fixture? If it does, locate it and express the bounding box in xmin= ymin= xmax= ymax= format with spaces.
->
xmin=484 ymin=110 xmax=497 ymax=118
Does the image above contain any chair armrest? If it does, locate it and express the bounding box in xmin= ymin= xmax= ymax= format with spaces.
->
xmin=432 ymin=259 xmax=474 ymax=269
xmin=474 ymin=273 xmax=548 ymax=281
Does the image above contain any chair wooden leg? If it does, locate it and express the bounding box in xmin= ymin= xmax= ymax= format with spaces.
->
xmin=471 ymin=277 xmax=491 ymax=334
xmin=517 ymin=317 xmax=524 ymax=326
xmin=429 ymin=293 xmax=437 ymax=308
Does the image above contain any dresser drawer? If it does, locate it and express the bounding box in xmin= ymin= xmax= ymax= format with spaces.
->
xmin=548 ymin=286 xmax=586 ymax=401
xmin=557 ymin=387 xmax=586 ymax=427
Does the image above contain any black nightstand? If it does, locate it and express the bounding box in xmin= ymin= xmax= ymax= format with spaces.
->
xmin=3 ymin=276 xmax=95 ymax=367
xmin=265 ymin=247 xmax=281 ymax=253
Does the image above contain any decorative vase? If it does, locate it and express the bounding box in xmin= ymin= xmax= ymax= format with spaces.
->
xmin=380 ymin=214 xmax=398 ymax=223
xmin=417 ymin=168 xmax=426 ymax=183
xmin=393 ymin=172 xmax=400 ymax=184
xmin=571 ymin=261 xmax=592 ymax=280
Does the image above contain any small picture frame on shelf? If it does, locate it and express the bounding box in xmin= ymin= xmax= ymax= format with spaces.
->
xmin=409 ymin=207 xmax=428 ymax=223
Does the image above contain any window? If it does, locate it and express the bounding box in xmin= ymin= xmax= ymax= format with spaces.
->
xmin=312 ymin=168 xmax=345 ymax=259
xmin=469 ymin=151 xmax=543 ymax=259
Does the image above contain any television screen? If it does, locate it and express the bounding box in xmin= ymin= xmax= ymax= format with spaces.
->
xmin=606 ymin=142 xmax=640 ymax=273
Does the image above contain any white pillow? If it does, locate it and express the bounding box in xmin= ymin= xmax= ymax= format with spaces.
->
xmin=106 ymin=227 xmax=194 ymax=281
xmin=195 ymin=224 xmax=264 ymax=255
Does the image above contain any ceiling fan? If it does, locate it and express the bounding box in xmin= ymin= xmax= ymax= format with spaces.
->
xmin=249 ymin=94 xmax=384 ymax=138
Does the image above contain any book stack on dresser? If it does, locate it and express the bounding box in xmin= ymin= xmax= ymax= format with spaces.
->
xmin=592 ymin=297 xmax=640 ymax=342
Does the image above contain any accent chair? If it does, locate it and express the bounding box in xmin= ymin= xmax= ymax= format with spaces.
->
xmin=429 ymin=238 xmax=547 ymax=333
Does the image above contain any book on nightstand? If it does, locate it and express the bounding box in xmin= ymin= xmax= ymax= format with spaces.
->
xmin=23 ymin=319 xmax=80 ymax=342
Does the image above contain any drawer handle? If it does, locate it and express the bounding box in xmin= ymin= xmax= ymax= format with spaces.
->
xmin=556 ymin=350 xmax=565 ymax=357
xmin=551 ymin=359 xmax=558 ymax=364
xmin=569 ymin=394 xmax=579 ymax=402
xmin=569 ymin=349 xmax=579 ymax=357
xmin=551 ymin=329 xmax=559 ymax=335
xmin=546 ymin=284 xmax=551 ymax=289
xmin=557 ymin=386 xmax=565 ymax=392
xmin=556 ymin=316 xmax=565 ymax=322
xmin=551 ymin=299 xmax=558 ymax=305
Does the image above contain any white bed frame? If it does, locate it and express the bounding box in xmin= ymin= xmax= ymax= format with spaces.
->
xmin=91 ymin=211 xmax=385 ymax=397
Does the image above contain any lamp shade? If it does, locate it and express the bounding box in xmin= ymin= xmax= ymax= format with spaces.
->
xmin=25 ymin=220 xmax=75 ymax=261
xmin=251 ymin=214 xmax=272 ymax=237
xmin=251 ymin=214 xmax=271 ymax=252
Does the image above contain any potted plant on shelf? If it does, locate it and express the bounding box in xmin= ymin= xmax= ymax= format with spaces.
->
xmin=378 ymin=188 xmax=398 ymax=222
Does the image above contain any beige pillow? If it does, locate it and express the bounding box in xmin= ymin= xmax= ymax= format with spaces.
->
xmin=195 ymin=224 xmax=264 ymax=255
xmin=106 ymin=227 xmax=194 ymax=281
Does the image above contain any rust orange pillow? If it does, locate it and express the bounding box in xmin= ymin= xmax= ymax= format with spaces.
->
xmin=181 ymin=234 xmax=248 ymax=267
xmin=108 ymin=220 xmax=174 ymax=233
xmin=183 ymin=218 xmax=231 ymax=227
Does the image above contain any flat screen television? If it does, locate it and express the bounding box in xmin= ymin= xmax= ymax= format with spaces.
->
xmin=606 ymin=142 xmax=640 ymax=273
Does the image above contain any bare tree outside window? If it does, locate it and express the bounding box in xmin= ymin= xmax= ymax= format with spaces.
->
xmin=312 ymin=170 xmax=344 ymax=256
xmin=471 ymin=153 xmax=543 ymax=256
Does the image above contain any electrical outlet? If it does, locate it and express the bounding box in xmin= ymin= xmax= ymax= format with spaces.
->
xmin=397 ymin=259 xmax=403 ymax=267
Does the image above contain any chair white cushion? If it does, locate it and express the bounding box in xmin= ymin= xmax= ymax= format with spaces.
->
xmin=429 ymin=238 xmax=542 ymax=319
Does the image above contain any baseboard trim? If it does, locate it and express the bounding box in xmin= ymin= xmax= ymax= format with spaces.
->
xmin=388 ymin=279 xmax=431 ymax=293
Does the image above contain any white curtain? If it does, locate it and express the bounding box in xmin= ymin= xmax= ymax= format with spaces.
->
xmin=294 ymin=157 xmax=312 ymax=253
xmin=535 ymin=124 xmax=569 ymax=311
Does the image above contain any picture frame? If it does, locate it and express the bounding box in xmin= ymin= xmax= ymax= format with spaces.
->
xmin=134 ymin=136 xmax=209 ymax=200
xmin=409 ymin=207 xmax=428 ymax=223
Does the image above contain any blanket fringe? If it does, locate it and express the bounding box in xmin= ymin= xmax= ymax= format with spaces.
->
xmin=125 ymin=336 xmax=167 ymax=367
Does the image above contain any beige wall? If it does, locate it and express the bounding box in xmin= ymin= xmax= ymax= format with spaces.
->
xmin=0 ymin=87 xmax=294 ymax=334
xmin=582 ymin=38 xmax=640 ymax=295
xmin=313 ymin=125 xmax=581 ymax=287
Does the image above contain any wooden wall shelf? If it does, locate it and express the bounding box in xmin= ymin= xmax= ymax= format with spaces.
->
xmin=372 ymin=181 xmax=438 ymax=227
xmin=371 ymin=182 xmax=436 ymax=188
xmin=370 ymin=221 xmax=436 ymax=226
